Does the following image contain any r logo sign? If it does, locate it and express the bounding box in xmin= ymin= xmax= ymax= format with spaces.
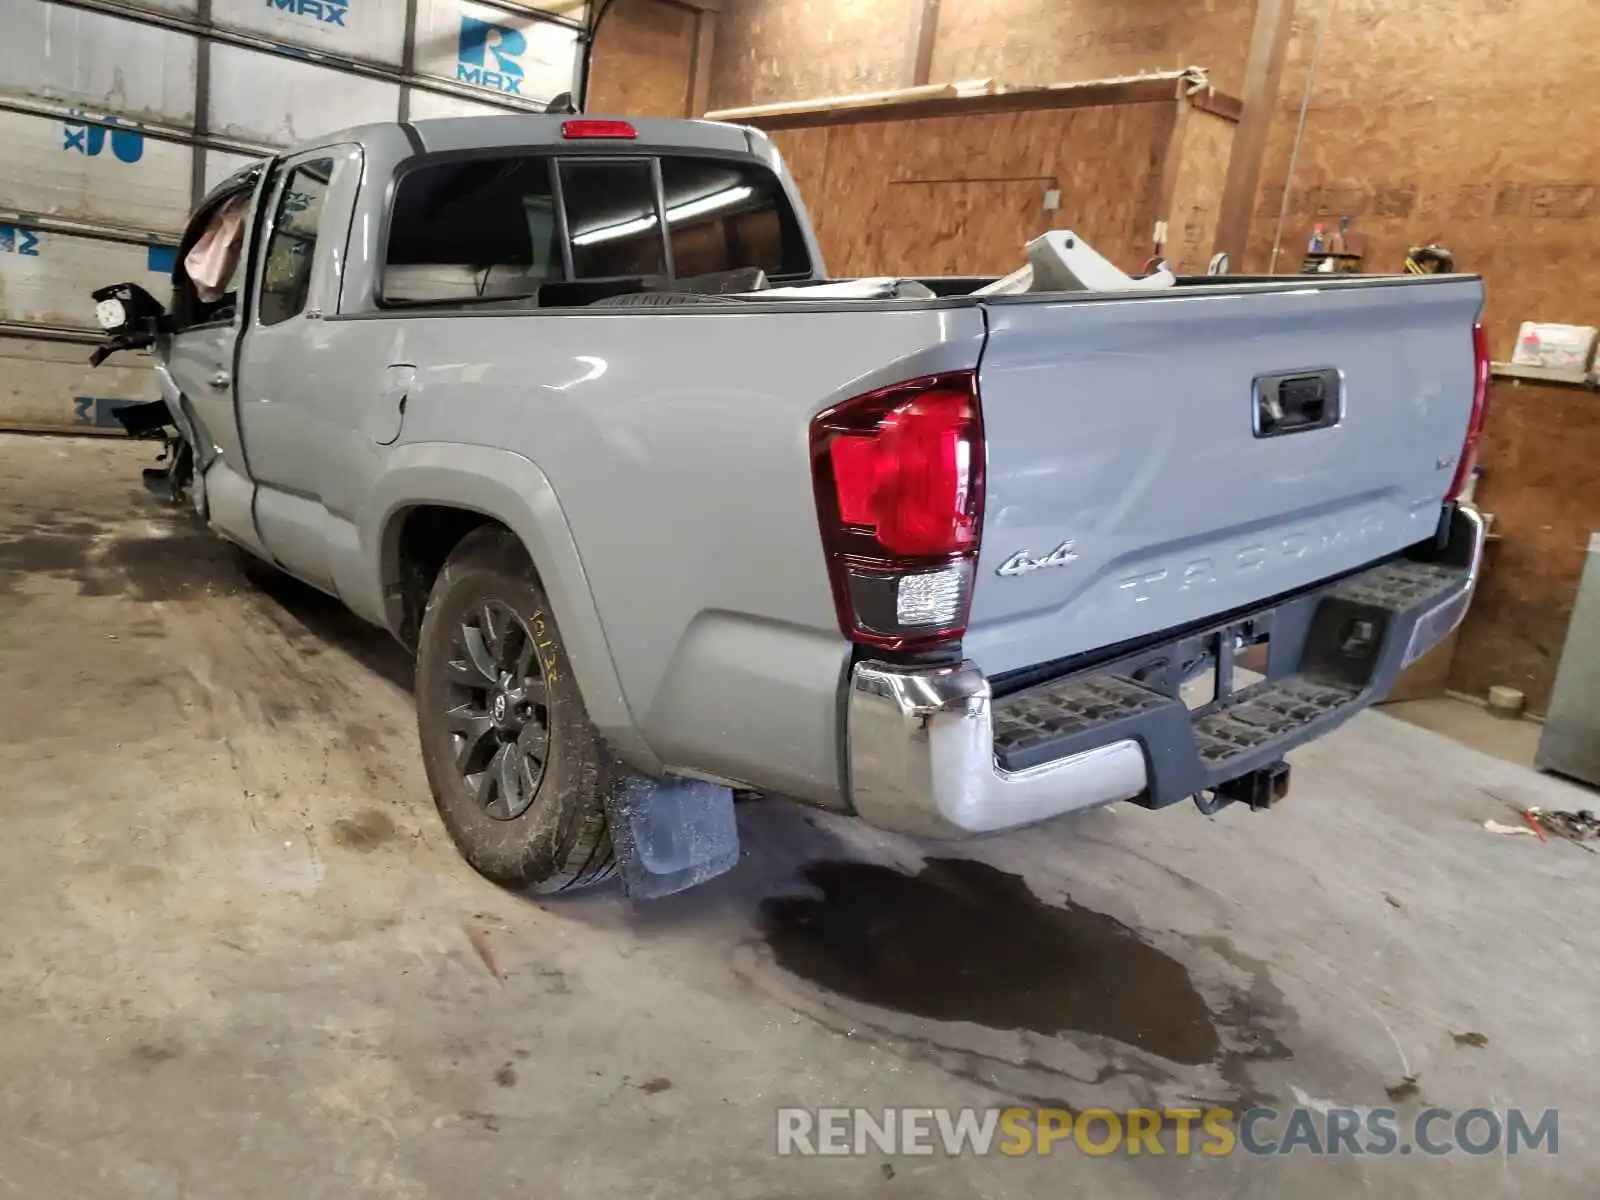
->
xmin=457 ymin=16 xmax=525 ymax=93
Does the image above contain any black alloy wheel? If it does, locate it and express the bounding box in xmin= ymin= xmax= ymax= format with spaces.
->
xmin=442 ymin=599 xmax=551 ymax=821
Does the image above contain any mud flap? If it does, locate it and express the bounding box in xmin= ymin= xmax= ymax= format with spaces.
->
xmin=604 ymin=775 xmax=740 ymax=900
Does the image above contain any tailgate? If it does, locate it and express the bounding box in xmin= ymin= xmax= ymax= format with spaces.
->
xmin=964 ymin=276 xmax=1485 ymax=677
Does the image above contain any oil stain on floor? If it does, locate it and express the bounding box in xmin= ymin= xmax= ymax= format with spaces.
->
xmin=0 ymin=515 xmax=242 ymax=601
xmin=760 ymin=857 xmax=1221 ymax=1066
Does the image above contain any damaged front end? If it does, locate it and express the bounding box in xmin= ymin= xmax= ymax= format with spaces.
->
xmin=88 ymin=282 xmax=196 ymax=508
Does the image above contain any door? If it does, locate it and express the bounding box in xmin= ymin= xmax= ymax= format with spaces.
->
xmin=165 ymin=181 xmax=261 ymax=470
xmin=233 ymin=148 xmax=356 ymax=590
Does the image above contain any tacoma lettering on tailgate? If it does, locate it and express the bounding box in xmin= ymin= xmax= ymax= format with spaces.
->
xmin=1116 ymin=514 xmax=1388 ymax=606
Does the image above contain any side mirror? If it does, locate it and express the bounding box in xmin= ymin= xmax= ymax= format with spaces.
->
xmin=88 ymin=282 xmax=168 ymax=366
xmin=92 ymin=282 xmax=166 ymax=335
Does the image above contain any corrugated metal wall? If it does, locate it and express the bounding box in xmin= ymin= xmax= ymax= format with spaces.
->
xmin=0 ymin=0 xmax=588 ymax=432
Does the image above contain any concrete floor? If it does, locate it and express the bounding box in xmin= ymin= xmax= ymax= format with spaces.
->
xmin=1384 ymin=696 xmax=1543 ymax=770
xmin=1 ymin=433 xmax=1596 ymax=1199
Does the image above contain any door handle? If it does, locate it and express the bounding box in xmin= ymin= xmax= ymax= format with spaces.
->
xmin=1254 ymin=369 xmax=1341 ymax=438
xmin=208 ymin=371 xmax=232 ymax=391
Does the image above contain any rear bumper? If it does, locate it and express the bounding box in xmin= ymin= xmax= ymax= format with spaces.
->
xmin=846 ymin=505 xmax=1485 ymax=838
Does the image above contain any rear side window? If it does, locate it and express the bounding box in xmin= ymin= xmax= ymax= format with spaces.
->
xmin=381 ymin=151 xmax=811 ymax=306
xmin=658 ymin=157 xmax=810 ymax=280
xmin=384 ymin=157 xmax=565 ymax=304
xmin=259 ymin=157 xmax=333 ymax=326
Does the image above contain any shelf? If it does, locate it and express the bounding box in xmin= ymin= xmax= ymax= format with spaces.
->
xmin=1491 ymin=361 xmax=1597 ymax=389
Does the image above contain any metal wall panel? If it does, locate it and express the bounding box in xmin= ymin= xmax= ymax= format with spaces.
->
xmin=0 ymin=337 xmax=160 ymax=431
xmin=209 ymin=42 xmax=399 ymax=145
xmin=0 ymin=108 xmax=192 ymax=237
xmin=0 ymin=230 xmax=172 ymax=328
xmin=414 ymin=0 xmax=581 ymax=106
xmin=0 ymin=2 xmax=197 ymax=122
xmin=405 ymin=87 xmax=519 ymax=122
xmin=215 ymin=0 xmax=407 ymax=67
xmin=204 ymin=150 xmax=261 ymax=193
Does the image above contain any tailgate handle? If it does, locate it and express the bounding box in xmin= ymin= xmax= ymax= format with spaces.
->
xmin=1255 ymin=369 xmax=1341 ymax=438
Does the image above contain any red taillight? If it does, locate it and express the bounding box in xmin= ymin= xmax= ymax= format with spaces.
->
xmin=1448 ymin=321 xmax=1492 ymax=501
xmin=811 ymin=373 xmax=985 ymax=651
xmin=562 ymin=119 xmax=637 ymax=140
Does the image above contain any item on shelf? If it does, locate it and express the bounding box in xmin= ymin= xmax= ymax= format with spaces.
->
xmin=1510 ymin=322 xmax=1598 ymax=373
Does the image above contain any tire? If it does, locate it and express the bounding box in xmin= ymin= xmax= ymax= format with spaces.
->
xmin=415 ymin=526 xmax=617 ymax=893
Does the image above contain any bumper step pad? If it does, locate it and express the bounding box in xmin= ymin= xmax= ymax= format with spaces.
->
xmin=987 ymin=526 xmax=1479 ymax=806
xmin=1191 ymin=676 xmax=1358 ymax=766
xmin=992 ymin=668 xmax=1363 ymax=797
xmin=993 ymin=675 xmax=1174 ymax=773
xmin=1330 ymin=560 xmax=1463 ymax=610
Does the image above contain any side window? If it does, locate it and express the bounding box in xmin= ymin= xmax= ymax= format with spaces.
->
xmin=559 ymin=160 xmax=668 ymax=280
xmin=658 ymin=157 xmax=812 ymax=280
xmin=170 ymin=188 xmax=252 ymax=331
xmin=383 ymin=156 xmax=565 ymax=305
xmin=259 ymin=157 xmax=334 ymax=327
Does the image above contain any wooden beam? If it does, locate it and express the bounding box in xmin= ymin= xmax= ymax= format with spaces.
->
xmin=1151 ymin=97 xmax=1192 ymax=251
xmin=906 ymin=0 xmax=940 ymax=87
xmin=1213 ymin=0 xmax=1295 ymax=265
xmin=707 ymin=73 xmax=1195 ymax=129
xmin=1192 ymin=89 xmax=1242 ymax=122
xmin=686 ymin=7 xmax=717 ymax=116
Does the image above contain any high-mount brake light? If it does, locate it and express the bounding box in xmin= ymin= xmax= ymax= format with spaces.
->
xmin=561 ymin=120 xmax=637 ymax=140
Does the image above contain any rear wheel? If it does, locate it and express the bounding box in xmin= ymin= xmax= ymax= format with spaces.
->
xmin=415 ymin=526 xmax=617 ymax=892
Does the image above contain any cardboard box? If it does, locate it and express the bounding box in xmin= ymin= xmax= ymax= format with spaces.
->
xmin=1511 ymin=322 xmax=1598 ymax=372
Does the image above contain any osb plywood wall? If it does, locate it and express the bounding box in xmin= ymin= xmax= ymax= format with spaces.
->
xmin=709 ymin=0 xmax=1251 ymax=111
xmin=1450 ymin=380 xmax=1600 ymax=715
xmin=709 ymin=0 xmax=921 ymax=111
xmin=768 ymin=100 xmax=1178 ymax=276
xmin=1246 ymin=0 xmax=1600 ymax=356
xmin=1163 ymin=105 xmax=1235 ymax=275
xmin=588 ymin=0 xmax=699 ymax=117
xmin=930 ymin=0 xmax=1252 ymax=92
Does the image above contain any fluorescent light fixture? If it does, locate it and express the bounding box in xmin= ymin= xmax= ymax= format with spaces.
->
xmin=571 ymin=185 xmax=755 ymax=247
xmin=669 ymin=184 xmax=754 ymax=223
xmin=572 ymin=214 xmax=655 ymax=247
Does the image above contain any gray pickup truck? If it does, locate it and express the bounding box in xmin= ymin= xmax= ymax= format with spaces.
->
xmin=90 ymin=114 xmax=1489 ymax=899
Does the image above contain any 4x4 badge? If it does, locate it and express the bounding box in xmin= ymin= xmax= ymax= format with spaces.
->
xmin=997 ymin=541 xmax=1080 ymax=577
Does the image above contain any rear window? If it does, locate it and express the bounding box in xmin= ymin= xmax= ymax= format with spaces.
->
xmin=383 ymin=157 xmax=565 ymax=304
xmin=560 ymin=160 xmax=668 ymax=280
xmin=382 ymin=152 xmax=810 ymax=306
xmin=659 ymin=157 xmax=809 ymax=280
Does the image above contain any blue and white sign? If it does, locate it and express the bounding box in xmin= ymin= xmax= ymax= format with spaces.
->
xmin=62 ymin=113 xmax=146 ymax=164
xmin=457 ymin=16 xmax=526 ymax=94
xmin=263 ymin=0 xmax=350 ymax=27
xmin=0 ymin=227 xmax=42 ymax=258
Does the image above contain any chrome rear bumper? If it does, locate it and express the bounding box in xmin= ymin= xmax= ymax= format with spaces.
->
xmin=845 ymin=507 xmax=1484 ymax=839
xmin=846 ymin=660 xmax=1148 ymax=838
